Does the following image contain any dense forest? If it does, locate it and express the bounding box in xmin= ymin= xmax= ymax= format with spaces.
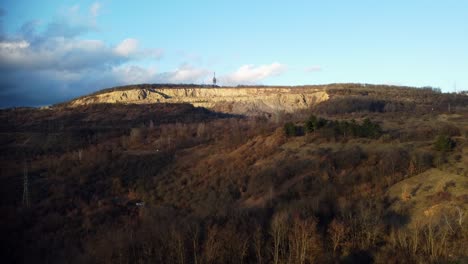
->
xmin=1 ymin=85 xmax=467 ymax=263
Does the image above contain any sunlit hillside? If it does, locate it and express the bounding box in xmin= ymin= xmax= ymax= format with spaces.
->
xmin=1 ymin=84 xmax=467 ymax=263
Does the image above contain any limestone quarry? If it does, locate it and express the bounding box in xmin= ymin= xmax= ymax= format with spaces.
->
xmin=68 ymin=87 xmax=330 ymax=115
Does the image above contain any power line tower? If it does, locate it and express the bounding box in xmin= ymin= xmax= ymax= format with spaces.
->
xmin=22 ymin=160 xmax=30 ymax=208
xmin=212 ymin=72 xmax=217 ymax=87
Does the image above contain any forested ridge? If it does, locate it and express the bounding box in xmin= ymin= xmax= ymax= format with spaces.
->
xmin=1 ymin=85 xmax=467 ymax=263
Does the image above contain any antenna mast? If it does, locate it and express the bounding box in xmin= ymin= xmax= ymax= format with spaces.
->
xmin=212 ymin=72 xmax=217 ymax=87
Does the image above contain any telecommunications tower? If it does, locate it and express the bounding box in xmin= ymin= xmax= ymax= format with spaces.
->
xmin=212 ymin=72 xmax=217 ymax=87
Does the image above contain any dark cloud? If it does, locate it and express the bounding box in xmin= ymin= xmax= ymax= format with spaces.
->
xmin=0 ymin=70 xmax=78 ymax=107
xmin=0 ymin=5 xmax=164 ymax=108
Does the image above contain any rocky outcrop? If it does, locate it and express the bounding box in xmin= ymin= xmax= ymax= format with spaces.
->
xmin=68 ymin=87 xmax=329 ymax=115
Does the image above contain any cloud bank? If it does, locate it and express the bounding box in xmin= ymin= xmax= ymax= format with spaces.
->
xmin=0 ymin=3 xmax=288 ymax=107
xmin=0 ymin=4 xmax=166 ymax=107
xmin=111 ymin=64 xmax=209 ymax=85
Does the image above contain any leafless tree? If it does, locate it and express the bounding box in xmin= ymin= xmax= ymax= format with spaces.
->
xmin=270 ymin=212 xmax=288 ymax=264
xmin=253 ymin=226 xmax=264 ymax=264
xmin=328 ymin=219 xmax=348 ymax=254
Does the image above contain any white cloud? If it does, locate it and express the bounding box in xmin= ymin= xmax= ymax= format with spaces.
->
xmin=0 ymin=37 xmax=123 ymax=71
xmin=110 ymin=63 xmax=209 ymax=85
xmin=0 ymin=35 xmax=162 ymax=72
xmin=112 ymin=65 xmax=158 ymax=84
xmin=90 ymin=2 xmax=101 ymax=17
xmin=114 ymin=38 xmax=138 ymax=56
xmin=221 ymin=62 xmax=287 ymax=85
xmin=166 ymin=64 xmax=209 ymax=83
xmin=0 ymin=40 xmax=30 ymax=49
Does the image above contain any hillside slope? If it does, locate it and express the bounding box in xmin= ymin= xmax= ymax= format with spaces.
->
xmin=2 ymin=84 xmax=468 ymax=263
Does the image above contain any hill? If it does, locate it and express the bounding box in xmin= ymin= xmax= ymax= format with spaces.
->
xmin=65 ymin=85 xmax=329 ymax=116
xmin=1 ymin=84 xmax=468 ymax=263
xmin=63 ymin=84 xmax=467 ymax=117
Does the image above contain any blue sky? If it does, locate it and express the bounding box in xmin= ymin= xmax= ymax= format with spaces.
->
xmin=0 ymin=0 xmax=467 ymax=107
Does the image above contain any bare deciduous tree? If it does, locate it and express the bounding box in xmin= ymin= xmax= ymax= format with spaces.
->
xmin=253 ymin=226 xmax=264 ymax=264
xmin=288 ymin=217 xmax=321 ymax=264
xmin=328 ymin=219 xmax=348 ymax=254
xmin=270 ymin=212 xmax=288 ymax=264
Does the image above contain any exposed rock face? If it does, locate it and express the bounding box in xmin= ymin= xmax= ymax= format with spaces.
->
xmin=68 ymin=87 xmax=329 ymax=115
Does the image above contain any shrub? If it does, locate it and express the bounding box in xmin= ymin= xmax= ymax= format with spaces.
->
xmin=332 ymin=146 xmax=364 ymax=169
xmin=437 ymin=124 xmax=461 ymax=137
xmin=305 ymin=115 xmax=317 ymax=133
xmin=305 ymin=115 xmax=328 ymax=133
xmin=409 ymin=151 xmax=434 ymax=174
xmin=310 ymin=117 xmax=382 ymax=139
xmin=284 ymin=122 xmax=295 ymax=137
xmin=359 ymin=118 xmax=382 ymax=138
xmin=284 ymin=122 xmax=303 ymax=137
xmin=434 ymin=135 xmax=455 ymax=152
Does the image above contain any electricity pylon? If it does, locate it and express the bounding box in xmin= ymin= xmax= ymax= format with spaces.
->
xmin=22 ymin=160 xmax=30 ymax=208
